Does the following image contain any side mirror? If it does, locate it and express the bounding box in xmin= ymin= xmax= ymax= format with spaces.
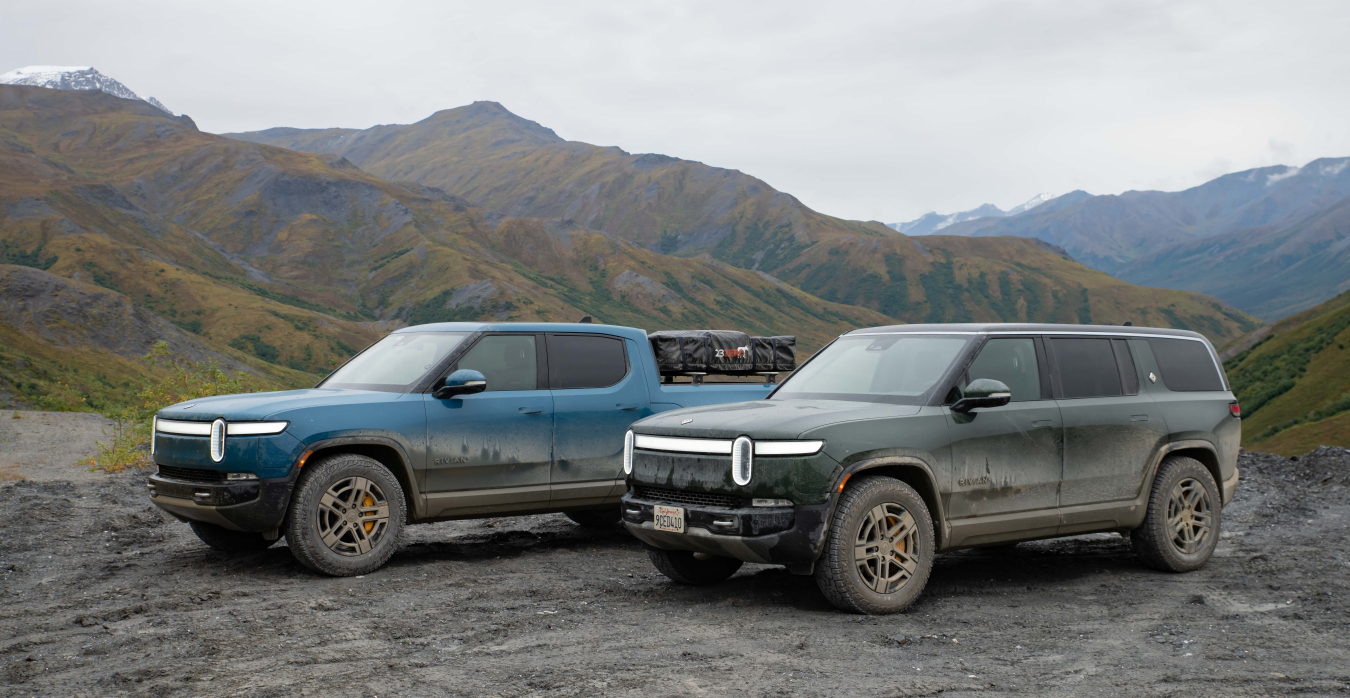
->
xmin=433 ymin=369 xmax=487 ymax=399
xmin=951 ymin=378 xmax=1012 ymax=413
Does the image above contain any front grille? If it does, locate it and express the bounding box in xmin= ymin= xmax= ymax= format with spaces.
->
xmin=633 ymin=486 xmax=742 ymax=509
xmin=156 ymin=465 xmax=225 ymax=483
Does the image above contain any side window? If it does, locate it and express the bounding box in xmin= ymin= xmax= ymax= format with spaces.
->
xmin=1147 ymin=338 xmax=1224 ymax=392
xmin=1050 ymin=338 xmax=1122 ymax=399
xmin=548 ymin=334 xmax=628 ymax=389
xmin=966 ymin=338 xmax=1041 ymax=402
xmin=455 ymin=335 xmax=539 ymax=392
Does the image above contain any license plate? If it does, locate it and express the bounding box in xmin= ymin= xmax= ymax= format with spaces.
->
xmin=653 ymin=504 xmax=685 ymax=533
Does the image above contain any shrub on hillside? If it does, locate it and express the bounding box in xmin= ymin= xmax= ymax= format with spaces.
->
xmin=93 ymin=342 xmax=255 ymax=473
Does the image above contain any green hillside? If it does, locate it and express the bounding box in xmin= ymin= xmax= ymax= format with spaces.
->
xmin=1222 ymin=290 xmax=1350 ymax=454
xmin=227 ymin=102 xmax=1260 ymax=343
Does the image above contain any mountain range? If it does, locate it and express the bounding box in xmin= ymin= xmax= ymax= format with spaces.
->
xmin=886 ymin=193 xmax=1057 ymax=236
xmin=929 ymin=163 xmax=1350 ymax=320
xmin=0 ymin=66 xmax=173 ymax=115
xmin=0 ymin=80 xmax=1258 ymax=415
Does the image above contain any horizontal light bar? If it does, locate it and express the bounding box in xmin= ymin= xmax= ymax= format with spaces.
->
xmin=632 ymin=435 xmax=824 ymax=456
xmin=155 ymin=420 xmax=289 ymax=436
xmin=155 ymin=419 xmax=212 ymax=436
xmin=633 ymin=434 xmax=733 ymax=455
xmin=754 ymin=440 xmax=825 ymax=456
xmin=226 ymin=421 xmax=289 ymax=436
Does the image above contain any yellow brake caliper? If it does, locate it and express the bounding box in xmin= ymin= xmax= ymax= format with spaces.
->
xmin=362 ymin=495 xmax=375 ymax=532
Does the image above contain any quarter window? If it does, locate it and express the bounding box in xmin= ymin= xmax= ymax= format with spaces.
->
xmin=548 ymin=335 xmax=628 ymax=389
xmin=455 ymin=335 xmax=539 ymax=391
xmin=966 ymin=338 xmax=1041 ymax=402
xmin=1147 ymin=338 xmax=1224 ymax=392
xmin=1050 ymin=338 xmax=1123 ymax=399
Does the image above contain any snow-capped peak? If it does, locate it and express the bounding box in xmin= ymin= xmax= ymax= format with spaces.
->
xmin=0 ymin=65 xmax=173 ymax=115
xmin=1006 ymin=192 xmax=1056 ymax=216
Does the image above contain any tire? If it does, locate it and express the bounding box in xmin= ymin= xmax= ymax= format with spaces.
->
xmin=188 ymin=520 xmax=277 ymax=553
xmin=814 ymin=476 xmax=935 ymax=614
xmin=1132 ymin=455 xmax=1221 ymax=572
xmin=283 ymin=453 xmax=406 ymax=577
xmin=565 ymin=508 xmax=621 ymax=529
xmin=647 ymin=546 xmax=744 ymax=585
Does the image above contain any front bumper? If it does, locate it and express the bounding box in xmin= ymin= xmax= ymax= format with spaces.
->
xmin=148 ymin=469 xmax=297 ymax=532
xmin=620 ymin=491 xmax=829 ymax=571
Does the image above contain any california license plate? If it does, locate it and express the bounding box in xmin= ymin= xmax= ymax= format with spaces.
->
xmin=653 ymin=504 xmax=686 ymax=533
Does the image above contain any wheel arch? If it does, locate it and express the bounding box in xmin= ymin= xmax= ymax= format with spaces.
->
xmin=298 ymin=437 xmax=422 ymax=521
xmin=833 ymin=457 xmax=947 ymax=549
xmin=1156 ymin=441 xmax=1223 ymax=502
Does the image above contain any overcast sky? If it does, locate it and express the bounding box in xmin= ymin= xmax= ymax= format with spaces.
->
xmin=4 ymin=0 xmax=1347 ymax=223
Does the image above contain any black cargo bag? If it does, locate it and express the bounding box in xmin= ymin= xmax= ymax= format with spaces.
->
xmin=648 ymin=330 xmax=754 ymax=374
xmin=752 ymin=336 xmax=796 ymax=372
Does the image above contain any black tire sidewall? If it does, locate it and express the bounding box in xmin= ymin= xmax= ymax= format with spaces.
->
xmin=817 ymin=477 xmax=935 ymax=614
xmin=284 ymin=454 xmax=406 ymax=576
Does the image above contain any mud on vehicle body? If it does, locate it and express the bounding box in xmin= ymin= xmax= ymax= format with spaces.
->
xmin=146 ymin=322 xmax=779 ymax=576
xmin=621 ymin=323 xmax=1241 ymax=614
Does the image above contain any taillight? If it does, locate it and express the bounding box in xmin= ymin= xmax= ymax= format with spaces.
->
xmin=1230 ymin=403 xmax=1241 ymax=418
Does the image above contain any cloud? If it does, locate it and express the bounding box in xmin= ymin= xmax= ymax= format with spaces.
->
xmin=1 ymin=0 xmax=1347 ymax=222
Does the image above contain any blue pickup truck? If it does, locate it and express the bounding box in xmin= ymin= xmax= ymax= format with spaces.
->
xmin=146 ymin=322 xmax=774 ymax=575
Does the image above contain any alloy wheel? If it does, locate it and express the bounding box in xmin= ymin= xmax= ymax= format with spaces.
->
xmin=1166 ymin=477 xmax=1212 ymax=555
xmin=316 ymin=476 xmax=390 ymax=556
xmin=854 ymin=503 xmax=921 ymax=594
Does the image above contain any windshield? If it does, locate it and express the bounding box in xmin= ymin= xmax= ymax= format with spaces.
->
xmin=771 ymin=334 xmax=970 ymax=404
xmin=321 ymin=332 xmax=470 ymax=392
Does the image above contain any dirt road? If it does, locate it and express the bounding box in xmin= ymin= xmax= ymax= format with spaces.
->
xmin=2 ymin=412 xmax=1348 ymax=697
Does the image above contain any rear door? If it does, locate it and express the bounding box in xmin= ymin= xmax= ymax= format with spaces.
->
xmin=946 ymin=336 xmax=1063 ymax=532
xmin=547 ymin=333 xmax=650 ymax=507
xmin=1049 ymin=336 xmax=1167 ymax=528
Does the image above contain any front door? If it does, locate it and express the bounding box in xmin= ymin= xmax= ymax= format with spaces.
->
xmin=424 ymin=333 xmax=554 ymax=516
xmin=946 ymin=337 xmax=1063 ymax=541
xmin=547 ymin=333 xmax=649 ymax=508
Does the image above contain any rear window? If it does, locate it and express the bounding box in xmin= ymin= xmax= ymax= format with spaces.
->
xmin=1147 ymin=338 xmax=1224 ymax=392
xmin=548 ymin=335 xmax=628 ymax=389
xmin=1050 ymin=338 xmax=1122 ymax=399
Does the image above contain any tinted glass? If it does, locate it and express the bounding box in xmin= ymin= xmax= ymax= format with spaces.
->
xmin=1147 ymin=338 xmax=1224 ymax=392
xmin=549 ymin=335 xmax=628 ymax=389
xmin=456 ymin=335 xmax=538 ymax=391
xmin=773 ymin=334 xmax=969 ymax=405
xmin=322 ymin=332 xmax=469 ymax=392
xmin=1051 ymin=337 xmax=1122 ymax=399
xmin=1112 ymin=338 xmax=1140 ymax=395
xmin=967 ymin=338 xmax=1041 ymax=402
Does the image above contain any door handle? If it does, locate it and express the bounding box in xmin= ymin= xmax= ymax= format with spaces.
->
xmin=1130 ymin=414 xmax=1149 ymax=422
xmin=617 ymin=403 xmax=641 ymax=411
xmin=1031 ymin=419 xmax=1054 ymax=428
xmin=519 ymin=407 xmax=544 ymax=415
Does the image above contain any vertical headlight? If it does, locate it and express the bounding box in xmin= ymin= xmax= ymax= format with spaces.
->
xmin=731 ymin=436 xmax=753 ymax=486
xmin=623 ymin=430 xmax=635 ymax=475
xmin=210 ymin=418 xmax=226 ymax=462
xmin=150 ymin=416 xmax=157 ymax=456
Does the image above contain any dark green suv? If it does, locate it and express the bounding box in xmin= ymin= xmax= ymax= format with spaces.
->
xmin=620 ymin=324 xmax=1240 ymax=614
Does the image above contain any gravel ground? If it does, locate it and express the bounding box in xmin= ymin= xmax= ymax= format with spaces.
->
xmin=1 ymin=412 xmax=1348 ymax=697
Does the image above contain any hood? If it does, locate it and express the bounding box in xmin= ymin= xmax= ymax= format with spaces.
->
xmin=633 ymin=399 xmax=921 ymax=440
xmin=155 ymin=389 xmax=407 ymax=422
